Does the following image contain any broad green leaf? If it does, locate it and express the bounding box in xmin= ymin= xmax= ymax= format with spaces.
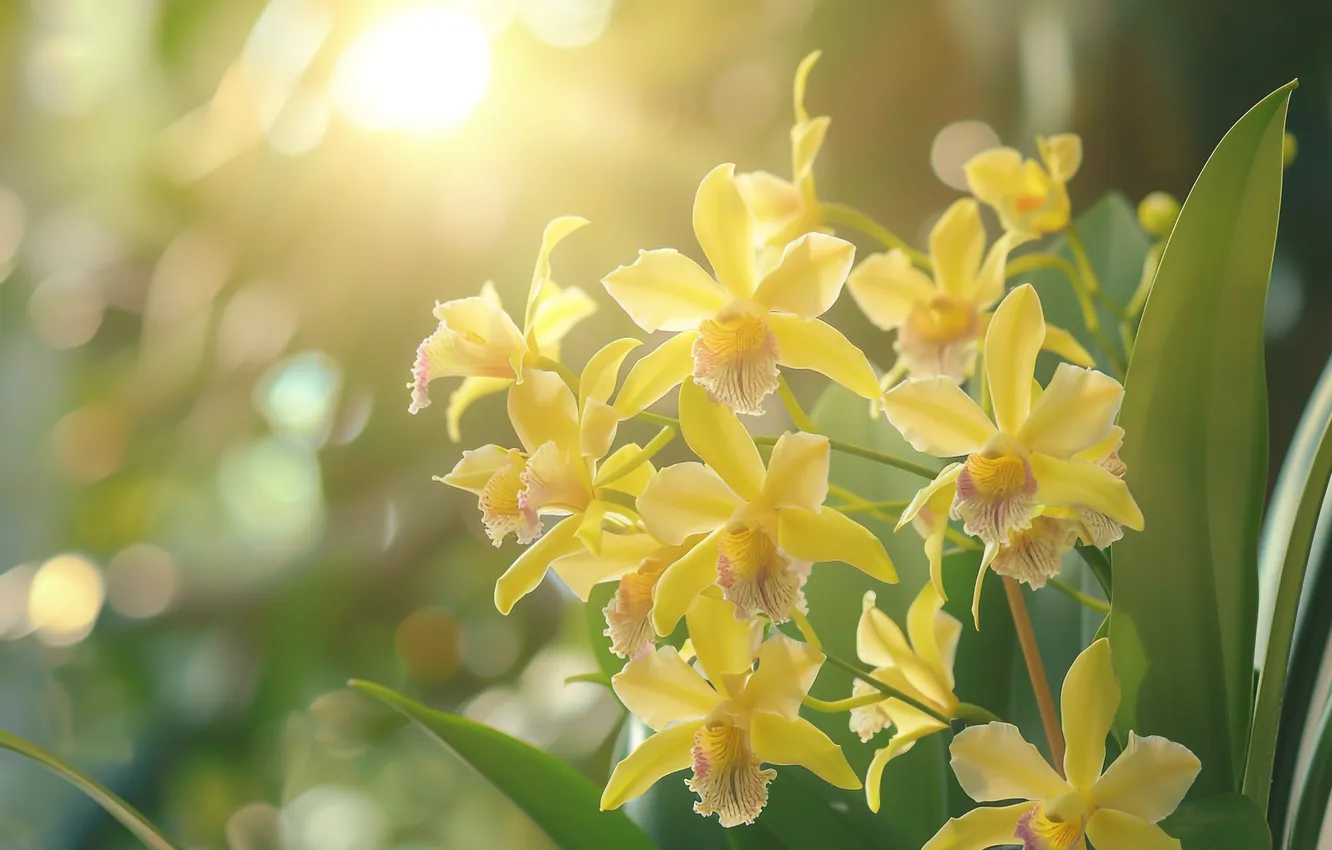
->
xmin=1245 ymin=348 xmax=1332 ymax=809
xmin=0 ymin=728 xmax=180 ymax=850
xmin=1161 ymin=793 xmax=1272 ymax=849
xmin=1109 ymin=81 xmax=1294 ymax=795
xmin=349 ymin=680 xmax=656 ymax=850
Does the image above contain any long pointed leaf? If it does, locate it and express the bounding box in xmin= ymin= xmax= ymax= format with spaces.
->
xmin=1109 ymin=80 xmax=1294 ymax=794
xmin=1244 ymin=359 xmax=1332 ymax=808
xmin=0 ymin=728 xmax=180 ymax=850
xmin=349 ymin=680 xmax=656 ymax=850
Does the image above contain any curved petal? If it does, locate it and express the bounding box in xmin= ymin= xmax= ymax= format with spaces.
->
xmin=580 ymin=338 xmax=642 ymax=409
xmin=652 ymin=530 xmax=723 ymax=636
xmin=1061 ymin=638 xmax=1120 ymax=790
xmin=972 ymin=542 xmax=999 ymax=630
xmin=929 ymin=199 xmax=985 ymax=300
xmin=1038 ymin=134 xmax=1083 ymax=184
xmin=963 ymin=147 xmax=1027 ymax=209
xmin=529 ymin=282 xmax=598 ymax=353
xmin=601 ymin=249 xmax=729 ymax=333
xmin=907 ymin=582 xmax=961 ymax=692
xmin=524 ymin=216 xmax=589 ymax=339
xmin=985 ymin=283 xmax=1045 ymax=434
xmin=856 ymin=589 xmax=911 ymax=669
xmin=972 ymin=231 xmax=1028 ymax=309
xmin=600 ymin=721 xmax=700 ymax=811
xmin=1040 ymin=323 xmax=1095 ymax=368
xmin=693 ymin=163 xmax=756 ymax=298
xmin=441 ymin=445 xmax=513 ymax=495
xmin=762 ymin=432 xmax=830 ymax=512
xmin=741 ymin=634 xmax=823 ymax=719
xmin=446 ymin=377 xmax=512 ymax=443
xmin=613 ymin=330 xmax=699 ymax=417
xmin=575 ymin=499 xmax=609 ymax=555
xmin=749 ymin=713 xmax=860 ymax=790
xmin=1017 ymin=364 xmax=1124 ymax=460
xmin=636 ymin=463 xmax=740 ymax=545
xmin=846 ymin=250 xmax=938 ymax=331
xmin=921 ymin=803 xmax=1032 ymax=850
xmin=778 ymin=507 xmax=897 ymax=583
xmin=551 ymin=532 xmax=661 ymax=600
xmin=791 ymin=117 xmax=829 ymax=201
xmin=594 ymin=443 xmax=656 ymax=496
xmin=752 ymin=233 xmax=855 ymax=320
xmin=881 ymin=377 xmax=996 ymax=457
xmin=611 ymin=646 xmax=721 ymax=731
xmin=508 ymin=368 xmax=580 ymax=455
xmin=494 ymin=515 xmax=584 ymax=615
xmin=685 ymin=591 xmax=759 ymax=684
xmin=1076 ymin=425 xmax=1125 ymax=466
xmin=897 ymin=463 xmax=962 ymax=529
xmin=1084 ymin=809 xmax=1180 ymax=850
xmin=735 ymin=170 xmax=801 ymax=242
xmin=1090 ymin=733 xmax=1200 ymax=823
xmin=949 ymin=722 xmax=1067 ymax=803
xmin=865 ymin=705 xmax=951 ymax=812
xmin=679 ymin=378 xmax=766 ymax=501
xmin=1030 ymin=453 xmax=1144 ymax=530
xmin=768 ymin=314 xmax=882 ymax=400
xmin=792 ymin=50 xmax=820 ymax=124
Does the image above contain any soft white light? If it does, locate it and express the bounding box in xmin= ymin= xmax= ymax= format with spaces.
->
xmin=28 ymin=554 xmax=105 ymax=647
xmin=332 ymin=4 xmax=491 ymax=134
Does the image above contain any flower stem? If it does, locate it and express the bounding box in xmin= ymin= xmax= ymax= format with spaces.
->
xmin=1046 ymin=577 xmax=1110 ymax=614
xmin=777 ymin=374 xmax=818 ymax=433
xmin=819 ymin=202 xmax=932 ymax=270
xmin=791 ymin=608 xmax=822 ymax=650
xmin=1003 ymin=577 xmax=1066 ymax=774
xmin=596 ymin=426 xmax=675 ymax=487
xmin=1074 ymin=545 xmax=1113 ymax=598
xmin=802 ymin=692 xmax=888 ymax=713
xmin=533 ymin=355 xmax=579 ymax=391
xmin=634 ymin=410 xmax=680 ymax=430
xmin=954 ymin=702 xmax=1002 ymax=725
xmin=822 ymin=653 xmax=953 ymax=727
xmin=1005 ymin=249 xmax=1126 ymax=379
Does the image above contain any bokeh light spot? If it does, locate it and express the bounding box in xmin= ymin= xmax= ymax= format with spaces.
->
xmin=521 ymin=0 xmax=613 ymax=48
xmin=395 ymin=609 xmax=462 ymax=684
xmin=53 ymin=403 xmax=128 ymax=483
xmin=28 ymin=273 xmax=104 ymax=349
xmin=27 ymin=553 xmax=105 ymax=647
xmin=332 ymin=4 xmax=491 ymax=134
xmin=930 ymin=120 xmax=1000 ymax=192
xmin=107 ymin=543 xmax=178 ymax=619
xmin=255 ymin=351 xmax=342 ymax=445
xmin=218 ymin=438 xmax=324 ymax=555
xmin=280 ymin=786 xmax=388 ymax=850
xmin=461 ymin=615 xmax=521 ymax=678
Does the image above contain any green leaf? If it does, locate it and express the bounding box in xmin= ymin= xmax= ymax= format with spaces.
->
xmin=349 ymin=680 xmax=656 ymax=850
xmin=0 ymin=728 xmax=180 ymax=850
xmin=1245 ymin=350 xmax=1332 ymax=809
xmin=1109 ymin=81 xmax=1294 ymax=795
xmin=1288 ymin=697 xmax=1332 ymax=848
xmin=584 ymin=582 xmax=625 ymax=682
xmin=1162 ymin=793 xmax=1272 ymax=849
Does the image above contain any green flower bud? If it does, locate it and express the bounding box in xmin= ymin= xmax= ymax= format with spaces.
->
xmin=1137 ymin=192 xmax=1181 ymax=238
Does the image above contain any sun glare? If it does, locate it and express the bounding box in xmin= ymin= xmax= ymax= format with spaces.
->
xmin=331 ymin=4 xmax=491 ymax=134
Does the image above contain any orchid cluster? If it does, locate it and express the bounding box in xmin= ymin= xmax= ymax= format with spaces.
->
xmin=408 ymin=53 xmax=1198 ymax=849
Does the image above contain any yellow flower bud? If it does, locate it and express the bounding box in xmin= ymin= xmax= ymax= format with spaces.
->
xmin=1137 ymin=191 xmax=1180 ymax=238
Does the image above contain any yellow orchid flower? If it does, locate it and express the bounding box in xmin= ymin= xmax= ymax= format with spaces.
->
xmin=882 ymin=284 xmax=1142 ymax=623
xmin=438 ymin=341 xmax=655 ymax=614
xmin=963 ymin=134 xmax=1082 ymax=237
xmin=409 ymin=216 xmax=597 ymax=441
xmin=635 ymin=378 xmax=896 ymax=634
xmin=601 ymin=592 xmax=860 ymax=826
xmin=735 ymin=51 xmax=830 ymax=253
xmin=846 ymin=198 xmax=1092 ymax=385
xmin=603 ymin=164 xmax=880 ymax=417
xmin=925 ymin=639 xmax=1200 ymax=850
xmin=850 ymin=585 xmax=961 ymax=813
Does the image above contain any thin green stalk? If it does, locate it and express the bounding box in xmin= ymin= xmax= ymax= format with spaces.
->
xmin=1065 ymin=227 xmax=1126 ymax=319
xmin=1046 ymin=577 xmax=1110 ymax=614
xmin=1006 ymin=249 xmax=1126 ymax=378
xmin=777 ymin=374 xmax=817 ymax=433
xmin=633 ymin=410 xmax=680 ymax=430
xmin=833 ymin=499 xmax=911 ymax=514
xmin=791 ymin=609 xmax=822 ymax=650
xmin=533 ymin=355 xmax=579 ymax=392
xmin=596 ymin=426 xmax=675 ymax=487
xmin=822 ymin=654 xmax=953 ymax=726
xmin=954 ymin=702 xmax=1002 ymax=725
xmin=820 ymin=202 xmax=932 ymax=270
xmin=802 ymin=692 xmax=891 ymax=713
xmin=1074 ymin=545 xmax=1113 ymax=598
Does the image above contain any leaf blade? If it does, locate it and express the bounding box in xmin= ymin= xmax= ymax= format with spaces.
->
xmin=349 ymin=680 xmax=656 ymax=850
xmin=1109 ymin=81 xmax=1294 ymax=794
xmin=0 ymin=728 xmax=181 ymax=850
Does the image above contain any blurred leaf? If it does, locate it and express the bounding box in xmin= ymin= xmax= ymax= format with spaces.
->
xmin=1161 ymin=793 xmax=1271 ymax=849
xmin=1109 ymin=81 xmax=1294 ymax=795
xmin=1246 ymin=347 xmax=1332 ymax=809
xmin=1288 ymin=696 xmax=1332 ymax=849
xmin=0 ymin=728 xmax=180 ymax=850
xmin=349 ymin=680 xmax=656 ymax=850
xmin=586 ymin=583 xmax=625 ymax=682
xmin=565 ymin=671 xmax=613 ymax=687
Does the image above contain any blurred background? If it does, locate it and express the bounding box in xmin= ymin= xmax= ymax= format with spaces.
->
xmin=0 ymin=0 xmax=1327 ymax=847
